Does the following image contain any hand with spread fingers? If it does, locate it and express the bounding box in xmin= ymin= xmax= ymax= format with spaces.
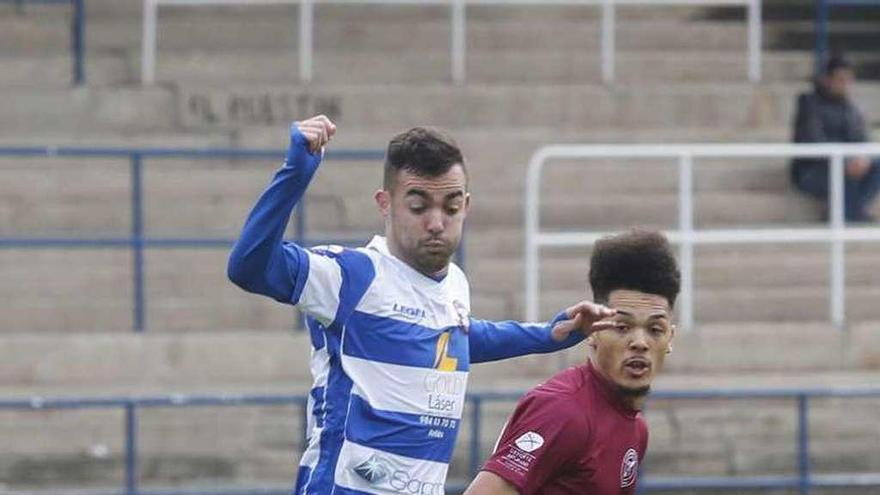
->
xmin=295 ymin=114 xmax=337 ymax=154
xmin=550 ymin=301 xmax=617 ymax=342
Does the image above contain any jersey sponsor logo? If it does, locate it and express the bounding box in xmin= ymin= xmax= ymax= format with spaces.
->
xmin=354 ymin=454 xmax=391 ymax=484
xmin=514 ymin=431 xmax=545 ymax=453
xmin=352 ymin=454 xmax=444 ymax=495
xmin=432 ymin=331 xmax=458 ymax=371
xmin=393 ymin=302 xmax=428 ymax=321
xmin=620 ymin=448 xmax=639 ymax=488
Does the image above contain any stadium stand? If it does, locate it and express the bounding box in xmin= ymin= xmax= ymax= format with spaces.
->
xmin=2 ymin=0 xmax=880 ymax=493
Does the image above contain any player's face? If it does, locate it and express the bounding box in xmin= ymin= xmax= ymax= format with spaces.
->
xmin=590 ymin=289 xmax=674 ymax=398
xmin=376 ymin=165 xmax=469 ymax=277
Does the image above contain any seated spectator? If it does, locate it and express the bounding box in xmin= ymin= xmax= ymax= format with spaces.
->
xmin=791 ymin=55 xmax=880 ymax=222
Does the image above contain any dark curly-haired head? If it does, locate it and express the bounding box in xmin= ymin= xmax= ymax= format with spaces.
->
xmin=383 ymin=127 xmax=466 ymax=190
xmin=589 ymin=229 xmax=681 ymax=308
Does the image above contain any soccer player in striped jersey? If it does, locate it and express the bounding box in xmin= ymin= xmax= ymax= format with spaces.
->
xmin=228 ymin=115 xmax=615 ymax=495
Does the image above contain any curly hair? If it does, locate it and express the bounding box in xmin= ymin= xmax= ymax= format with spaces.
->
xmin=589 ymin=229 xmax=681 ymax=307
xmin=383 ymin=127 xmax=466 ymax=190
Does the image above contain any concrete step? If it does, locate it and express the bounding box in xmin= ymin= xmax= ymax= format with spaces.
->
xmin=2 ymin=323 xmax=879 ymax=392
xmin=2 ymin=3 xmax=852 ymax=52
xmin=469 ymin=244 xmax=880 ymax=294
xmin=473 ymin=190 xmax=823 ymax=229
xmin=0 ymin=86 xmax=176 ymax=133
xmin=533 ymin=286 xmax=880 ymax=324
xmin=0 ymin=53 xmax=133 ymax=88
xmin=1 ymin=79 xmax=818 ymax=142
xmin=171 ymin=82 xmax=816 ymax=132
xmin=142 ymin=49 xmax=811 ymax=86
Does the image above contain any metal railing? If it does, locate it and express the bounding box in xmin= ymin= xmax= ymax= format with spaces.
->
xmin=2 ymin=0 xmax=86 ymax=85
xmin=815 ymin=0 xmax=880 ymax=75
xmin=3 ymin=388 xmax=880 ymax=495
xmin=140 ymin=0 xmax=762 ymax=85
xmin=0 ymin=146 xmax=385 ymax=333
xmin=525 ymin=143 xmax=880 ymax=331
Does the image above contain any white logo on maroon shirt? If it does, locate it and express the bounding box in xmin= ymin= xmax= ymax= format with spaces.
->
xmin=514 ymin=431 xmax=544 ymax=453
xmin=620 ymin=448 xmax=639 ymax=488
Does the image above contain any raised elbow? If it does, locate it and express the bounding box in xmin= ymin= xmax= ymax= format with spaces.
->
xmin=226 ymin=252 xmax=253 ymax=291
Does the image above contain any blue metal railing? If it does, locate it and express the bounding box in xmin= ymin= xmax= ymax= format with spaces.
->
xmin=3 ymin=0 xmax=85 ymax=85
xmin=815 ymin=0 xmax=880 ymax=76
xmin=2 ymin=388 xmax=880 ymax=495
xmin=0 ymin=146 xmax=386 ymax=332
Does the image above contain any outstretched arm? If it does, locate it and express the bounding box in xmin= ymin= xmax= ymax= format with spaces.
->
xmin=469 ymin=302 xmax=616 ymax=364
xmin=227 ymin=116 xmax=336 ymax=303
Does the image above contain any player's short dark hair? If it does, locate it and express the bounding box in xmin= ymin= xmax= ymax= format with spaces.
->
xmin=383 ymin=127 xmax=466 ymax=190
xmin=824 ymin=54 xmax=853 ymax=76
xmin=589 ymin=229 xmax=681 ymax=308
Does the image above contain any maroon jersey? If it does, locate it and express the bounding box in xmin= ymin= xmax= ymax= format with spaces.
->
xmin=482 ymin=361 xmax=648 ymax=495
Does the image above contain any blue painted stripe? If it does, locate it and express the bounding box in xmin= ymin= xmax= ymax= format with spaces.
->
xmin=343 ymin=312 xmax=469 ymax=372
xmin=346 ymin=394 xmax=459 ymax=463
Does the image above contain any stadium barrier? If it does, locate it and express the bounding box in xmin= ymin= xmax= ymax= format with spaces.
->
xmin=3 ymin=388 xmax=880 ymax=494
xmin=2 ymin=0 xmax=85 ymax=85
xmin=525 ymin=143 xmax=880 ymax=332
xmin=0 ymin=146 xmax=386 ymax=333
xmin=815 ymin=0 xmax=880 ymax=75
xmin=140 ymin=0 xmax=762 ymax=86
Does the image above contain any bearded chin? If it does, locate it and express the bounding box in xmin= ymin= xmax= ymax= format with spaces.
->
xmin=617 ymin=385 xmax=651 ymax=398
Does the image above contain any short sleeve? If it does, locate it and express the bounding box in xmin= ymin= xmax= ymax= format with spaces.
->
xmin=482 ymin=393 xmax=587 ymax=495
xmin=295 ymin=246 xmax=375 ymax=326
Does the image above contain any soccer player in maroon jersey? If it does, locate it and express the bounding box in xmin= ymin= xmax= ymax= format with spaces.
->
xmin=465 ymin=229 xmax=680 ymax=495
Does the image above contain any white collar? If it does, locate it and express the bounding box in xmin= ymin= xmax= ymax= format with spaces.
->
xmin=366 ymin=235 xmax=452 ymax=286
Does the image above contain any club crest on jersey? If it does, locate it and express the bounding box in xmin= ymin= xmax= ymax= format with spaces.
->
xmin=453 ymin=299 xmax=470 ymax=333
xmin=514 ymin=431 xmax=545 ymax=453
xmin=620 ymin=448 xmax=639 ymax=488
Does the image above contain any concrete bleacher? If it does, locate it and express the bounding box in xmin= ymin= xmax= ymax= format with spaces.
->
xmin=3 ymin=0 xmax=880 ymax=492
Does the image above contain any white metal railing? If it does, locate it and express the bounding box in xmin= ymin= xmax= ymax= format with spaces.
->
xmin=141 ymin=0 xmax=762 ymax=85
xmin=524 ymin=143 xmax=880 ymax=331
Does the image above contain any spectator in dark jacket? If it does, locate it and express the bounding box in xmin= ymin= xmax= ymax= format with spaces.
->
xmin=791 ymin=55 xmax=880 ymax=222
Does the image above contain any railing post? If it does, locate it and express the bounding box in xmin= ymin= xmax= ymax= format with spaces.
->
xmin=71 ymin=0 xmax=85 ymax=86
xmin=829 ymin=153 xmax=846 ymax=330
xmin=451 ymin=0 xmax=467 ymax=85
xmin=797 ymin=394 xmax=810 ymax=495
xmin=469 ymin=395 xmax=483 ymax=477
xmin=815 ymin=0 xmax=830 ymax=76
xmin=124 ymin=402 xmax=139 ymax=495
xmin=747 ymin=0 xmax=761 ymax=82
xmin=131 ymin=154 xmax=146 ymax=333
xmin=141 ymin=0 xmax=157 ymax=84
xmin=600 ymin=0 xmax=615 ymax=84
xmin=678 ymin=153 xmax=695 ymax=332
xmin=299 ymin=0 xmax=314 ymax=84
xmin=524 ymin=150 xmax=546 ymax=322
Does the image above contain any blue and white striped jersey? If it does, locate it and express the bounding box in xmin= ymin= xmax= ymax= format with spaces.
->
xmin=228 ymin=128 xmax=582 ymax=495
xmin=293 ymin=236 xmax=472 ymax=495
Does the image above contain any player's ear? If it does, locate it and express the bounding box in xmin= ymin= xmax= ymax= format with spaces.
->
xmin=375 ymin=189 xmax=391 ymax=217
